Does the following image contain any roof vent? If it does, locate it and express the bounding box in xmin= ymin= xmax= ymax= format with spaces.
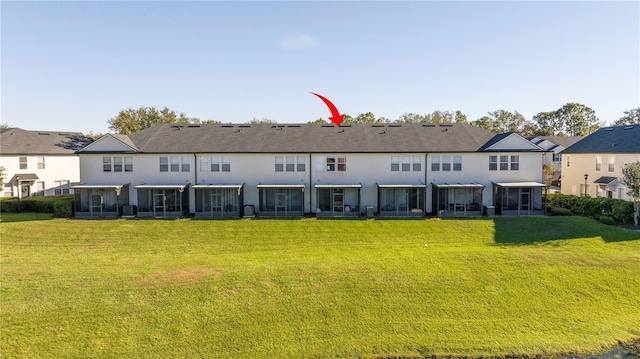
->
xmin=604 ymin=128 xmax=614 ymax=131
xmin=239 ymin=125 xmax=251 ymax=128
xmin=422 ymin=124 xmax=436 ymax=127
xmin=439 ymin=124 xmax=453 ymax=127
xmin=624 ymin=126 xmax=634 ymax=130
xmin=221 ymin=125 xmax=234 ymax=128
xmin=38 ymin=132 xmax=51 ymax=135
xmin=187 ymin=125 xmax=200 ymax=128
xmin=287 ymin=125 xmax=300 ymax=128
xmin=371 ymin=124 xmax=385 ymax=127
xmin=322 ymin=124 xmax=334 ymax=127
xmin=388 ymin=124 xmax=401 ymax=127
xmin=339 ymin=124 xmax=351 ymax=127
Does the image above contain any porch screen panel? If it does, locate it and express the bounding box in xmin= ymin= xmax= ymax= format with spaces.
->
xmin=317 ymin=189 xmax=331 ymax=211
xmin=289 ymin=189 xmax=303 ymax=211
xmin=137 ymin=189 xmax=151 ymax=212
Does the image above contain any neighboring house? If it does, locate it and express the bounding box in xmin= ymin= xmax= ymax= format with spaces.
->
xmin=75 ymin=123 xmax=546 ymax=218
xmin=560 ymin=124 xmax=640 ymax=200
xmin=527 ymin=136 xmax=584 ymax=185
xmin=0 ymin=128 xmax=93 ymax=198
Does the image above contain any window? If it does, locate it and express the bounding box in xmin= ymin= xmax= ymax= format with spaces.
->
xmin=211 ymin=157 xmax=220 ymax=172
xmin=222 ymin=157 xmax=230 ymax=172
xmin=181 ymin=156 xmax=190 ymax=172
xmin=19 ymin=157 xmax=27 ymax=170
xmin=326 ymin=157 xmax=346 ymax=171
xmin=54 ymin=180 xmax=70 ymax=195
xmin=402 ymin=156 xmax=411 ymax=171
xmin=432 ymin=156 xmax=440 ymax=171
xmin=103 ymin=157 xmax=112 ymax=172
xmin=391 ymin=156 xmax=400 ymax=171
xmin=296 ymin=156 xmax=306 ymax=172
xmin=595 ymin=156 xmax=602 ymax=171
xmin=499 ymin=155 xmax=509 ymax=171
xmin=286 ymin=156 xmax=295 ymax=172
xmin=275 ymin=156 xmax=284 ymax=172
xmin=36 ymin=181 xmax=45 ymax=196
xmin=566 ymin=155 xmax=571 ymax=168
xmin=200 ymin=156 xmax=210 ymax=172
xmin=170 ymin=156 xmax=180 ymax=172
xmin=489 ymin=156 xmax=498 ymax=171
xmin=442 ymin=155 xmax=451 ymax=171
xmin=113 ymin=157 xmax=123 ymax=172
xmin=608 ymin=157 xmax=615 ymax=172
xmin=553 ymin=153 xmax=561 ymax=162
xmin=37 ymin=157 xmax=45 ymax=169
xmin=453 ymin=155 xmax=462 ymax=171
xmin=124 ymin=157 xmax=133 ymax=172
xmin=510 ymin=155 xmax=519 ymax=171
xmin=326 ymin=157 xmax=336 ymax=171
xmin=413 ymin=156 xmax=421 ymax=171
xmin=337 ymin=157 xmax=346 ymax=171
xmin=160 ymin=157 xmax=168 ymax=172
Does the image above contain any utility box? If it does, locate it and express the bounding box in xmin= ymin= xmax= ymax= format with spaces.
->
xmin=484 ymin=206 xmax=495 ymax=217
xmin=366 ymin=206 xmax=375 ymax=218
xmin=243 ymin=205 xmax=255 ymax=217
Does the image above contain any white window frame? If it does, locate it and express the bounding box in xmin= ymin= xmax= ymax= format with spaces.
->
xmin=510 ymin=155 xmax=519 ymax=171
xmin=286 ymin=156 xmax=295 ymax=172
xmin=36 ymin=181 xmax=45 ymax=196
xmin=200 ymin=156 xmax=210 ymax=172
xmin=413 ymin=156 xmax=421 ymax=171
xmin=181 ymin=156 xmax=190 ymax=172
xmin=19 ymin=156 xmax=27 ymax=170
xmin=211 ymin=157 xmax=220 ymax=172
xmin=499 ymin=155 xmax=509 ymax=171
xmin=103 ymin=156 xmax=112 ymax=172
xmin=37 ymin=157 xmax=45 ymax=169
xmin=124 ymin=156 xmax=133 ymax=172
xmin=221 ymin=157 xmax=231 ymax=172
xmin=595 ymin=156 xmax=602 ymax=172
xmin=442 ymin=155 xmax=451 ymax=171
xmin=159 ymin=157 xmax=169 ymax=172
xmin=453 ymin=155 xmax=462 ymax=171
xmin=489 ymin=155 xmax=498 ymax=171
xmin=391 ymin=156 xmax=400 ymax=172
xmin=113 ymin=156 xmax=123 ymax=172
xmin=296 ymin=156 xmax=306 ymax=172
xmin=432 ymin=156 xmax=440 ymax=171
xmin=54 ymin=180 xmax=70 ymax=195
xmin=608 ymin=157 xmax=615 ymax=173
xmin=170 ymin=156 xmax=180 ymax=172
xmin=401 ymin=156 xmax=411 ymax=172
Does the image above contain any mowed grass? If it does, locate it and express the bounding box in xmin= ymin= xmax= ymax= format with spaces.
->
xmin=1 ymin=214 xmax=639 ymax=358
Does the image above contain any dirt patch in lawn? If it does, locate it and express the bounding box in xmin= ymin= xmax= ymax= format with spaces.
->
xmin=135 ymin=266 xmax=222 ymax=288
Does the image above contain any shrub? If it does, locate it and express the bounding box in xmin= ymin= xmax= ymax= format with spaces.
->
xmin=53 ymin=199 xmax=74 ymax=218
xmin=551 ymin=207 xmax=572 ymax=216
xmin=0 ymin=195 xmax=74 ymax=213
xmin=599 ymin=215 xmax=615 ymax=225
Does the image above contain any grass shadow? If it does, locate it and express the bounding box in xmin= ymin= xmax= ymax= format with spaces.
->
xmin=493 ymin=216 xmax=640 ymax=244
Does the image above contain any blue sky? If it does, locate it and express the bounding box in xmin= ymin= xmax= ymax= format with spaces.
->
xmin=2 ymin=1 xmax=638 ymax=134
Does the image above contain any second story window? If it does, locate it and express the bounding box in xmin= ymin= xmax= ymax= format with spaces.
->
xmin=113 ymin=157 xmax=123 ymax=172
xmin=19 ymin=156 xmax=28 ymax=170
xmin=275 ymin=156 xmax=284 ymax=172
xmin=595 ymin=156 xmax=602 ymax=171
xmin=391 ymin=156 xmax=400 ymax=171
xmin=489 ymin=155 xmax=498 ymax=171
xmin=432 ymin=156 xmax=441 ymax=171
xmin=500 ymin=155 xmax=509 ymax=171
xmin=181 ymin=156 xmax=190 ymax=172
xmin=37 ymin=157 xmax=45 ymax=169
xmin=453 ymin=155 xmax=462 ymax=171
xmin=442 ymin=155 xmax=451 ymax=171
xmin=159 ymin=157 xmax=168 ymax=172
xmin=510 ymin=155 xmax=519 ymax=171
xmin=296 ymin=156 xmax=306 ymax=172
xmin=326 ymin=156 xmax=346 ymax=172
xmin=221 ymin=157 xmax=231 ymax=172
xmin=413 ymin=156 xmax=421 ymax=171
xmin=608 ymin=157 xmax=615 ymax=172
xmin=286 ymin=156 xmax=295 ymax=172
xmin=124 ymin=157 xmax=133 ymax=172
xmin=103 ymin=157 xmax=112 ymax=172
xmin=170 ymin=156 xmax=180 ymax=172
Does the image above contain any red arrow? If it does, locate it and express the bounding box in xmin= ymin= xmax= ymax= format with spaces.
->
xmin=310 ymin=92 xmax=344 ymax=126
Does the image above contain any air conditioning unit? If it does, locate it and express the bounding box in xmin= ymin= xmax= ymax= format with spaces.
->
xmin=122 ymin=205 xmax=136 ymax=218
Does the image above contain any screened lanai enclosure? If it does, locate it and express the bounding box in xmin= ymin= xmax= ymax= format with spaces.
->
xmin=193 ymin=184 xmax=244 ymax=218
xmin=378 ymin=183 xmax=425 ymax=217
xmin=257 ymin=184 xmax=304 ymax=217
xmin=72 ymin=184 xmax=129 ymax=218
xmin=492 ymin=182 xmax=547 ymax=216
xmin=431 ymin=182 xmax=484 ymax=217
xmin=136 ymin=184 xmax=189 ymax=218
xmin=315 ymin=184 xmax=361 ymax=217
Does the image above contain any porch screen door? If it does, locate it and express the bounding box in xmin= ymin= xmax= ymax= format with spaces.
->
xmin=211 ymin=193 xmax=223 ymax=217
xmin=153 ymin=191 xmax=166 ymax=217
xmin=90 ymin=194 xmax=103 ymax=216
xmin=276 ymin=190 xmax=287 ymax=216
xmin=333 ymin=189 xmax=344 ymax=217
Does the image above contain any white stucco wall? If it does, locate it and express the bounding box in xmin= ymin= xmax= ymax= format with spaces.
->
xmin=1 ymin=155 xmax=81 ymax=197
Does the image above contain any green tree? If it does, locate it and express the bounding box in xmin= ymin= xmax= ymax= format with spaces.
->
xmin=471 ymin=116 xmax=495 ymax=132
xmin=532 ymin=111 xmax=562 ymax=136
xmin=307 ymin=117 xmax=327 ymax=124
xmin=247 ymin=117 xmax=276 ymax=124
xmin=0 ymin=123 xmax=10 ymax=131
xmin=107 ymin=106 xmax=202 ymax=134
xmin=542 ymin=164 xmax=559 ymax=186
xmin=620 ymin=160 xmax=640 ymax=226
xmin=395 ymin=112 xmax=426 ymax=123
xmin=557 ymin=103 xmax=600 ymax=136
xmin=353 ymin=112 xmax=389 ymax=124
xmin=454 ymin=110 xmax=468 ymax=124
xmin=0 ymin=165 xmax=5 ymax=188
xmin=487 ymin=109 xmax=528 ymax=133
xmin=613 ymin=107 xmax=640 ymax=126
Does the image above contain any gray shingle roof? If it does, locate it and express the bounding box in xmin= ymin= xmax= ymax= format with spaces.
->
xmin=562 ymin=125 xmax=640 ymax=154
xmin=113 ymin=123 xmax=499 ymax=154
xmin=0 ymin=128 xmax=93 ymax=155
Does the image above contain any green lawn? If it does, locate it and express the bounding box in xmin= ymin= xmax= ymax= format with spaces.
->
xmin=1 ymin=215 xmax=639 ymax=358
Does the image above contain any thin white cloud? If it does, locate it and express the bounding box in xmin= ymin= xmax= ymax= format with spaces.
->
xmin=278 ymin=34 xmax=317 ymax=49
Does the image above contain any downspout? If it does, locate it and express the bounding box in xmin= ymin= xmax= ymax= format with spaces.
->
xmin=194 ymin=153 xmax=198 ymax=185
xmin=309 ymin=152 xmax=312 ymax=215
xmin=425 ymin=153 xmax=428 ymax=215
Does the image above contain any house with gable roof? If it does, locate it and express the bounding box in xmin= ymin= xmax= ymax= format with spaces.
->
xmin=0 ymin=128 xmax=92 ymax=198
xmin=75 ymin=123 xmax=547 ymax=218
xmin=527 ymin=135 xmax=584 ymax=186
xmin=561 ymin=124 xmax=640 ymax=200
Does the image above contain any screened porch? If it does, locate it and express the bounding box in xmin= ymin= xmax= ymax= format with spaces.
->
xmin=257 ymin=184 xmax=305 ymax=217
xmin=431 ymin=182 xmax=484 ymax=217
xmin=315 ymin=183 xmax=361 ymax=218
xmin=193 ymin=184 xmax=244 ymax=218
xmin=492 ymin=182 xmax=547 ymax=216
xmin=72 ymin=184 xmax=129 ymax=218
xmin=135 ymin=184 xmax=189 ymax=218
xmin=378 ymin=183 xmax=425 ymax=217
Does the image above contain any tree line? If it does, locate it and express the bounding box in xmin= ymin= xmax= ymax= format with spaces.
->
xmin=102 ymin=104 xmax=640 ymax=137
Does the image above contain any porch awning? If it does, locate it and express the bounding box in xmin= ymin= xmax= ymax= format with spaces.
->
xmin=257 ymin=183 xmax=305 ymax=189
xmin=593 ymin=176 xmax=618 ymax=185
xmin=377 ymin=182 xmax=426 ymax=188
xmin=135 ymin=184 xmax=189 ymax=190
xmin=72 ymin=183 xmax=127 ymax=190
xmin=192 ymin=184 xmax=243 ymax=189
xmin=11 ymin=173 xmax=39 ymax=183
xmin=431 ymin=182 xmax=485 ymax=188
xmin=192 ymin=183 xmax=244 ymax=195
xmin=492 ymin=182 xmax=547 ymax=188
xmin=314 ymin=183 xmax=362 ymax=188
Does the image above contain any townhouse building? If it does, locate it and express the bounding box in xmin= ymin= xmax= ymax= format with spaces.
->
xmin=75 ymin=123 xmax=547 ymax=218
xmin=0 ymin=128 xmax=92 ymax=198
xmin=561 ymin=124 xmax=640 ymax=200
